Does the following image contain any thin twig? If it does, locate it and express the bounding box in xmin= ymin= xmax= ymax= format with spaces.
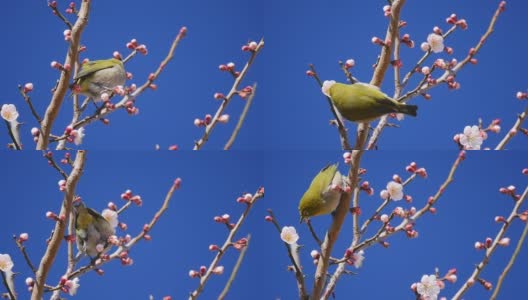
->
xmin=18 ymin=85 xmax=42 ymax=124
xmin=1 ymin=270 xmax=16 ymax=300
xmin=194 ymin=39 xmax=264 ymax=150
xmin=495 ymin=107 xmax=528 ymax=150
xmin=218 ymin=234 xmax=251 ymax=300
xmin=306 ymin=219 xmax=322 ymax=246
xmin=189 ymin=188 xmax=264 ymax=299
xmin=224 ymin=83 xmax=257 ymax=150
xmin=13 ymin=236 xmax=37 ymax=275
xmin=490 ymin=213 xmax=528 ymax=300
xmin=453 ymin=185 xmax=528 ymax=300
xmin=267 ymin=209 xmax=308 ymax=299
xmin=308 ymin=64 xmax=352 ymax=150
xmin=4 ymin=120 xmax=21 ymax=150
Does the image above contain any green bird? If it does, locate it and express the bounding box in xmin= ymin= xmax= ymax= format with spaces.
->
xmin=74 ymin=201 xmax=115 ymax=259
xmin=322 ymin=80 xmax=418 ymax=122
xmin=71 ymin=58 xmax=126 ymax=101
xmin=299 ymin=163 xmax=345 ymax=223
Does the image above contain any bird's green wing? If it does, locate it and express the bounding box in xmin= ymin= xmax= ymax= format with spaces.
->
xmin=312 ymin=163 xmax=338 ymax=197
xmin=86 ymin=207 xmax=115 ymax=236
xmin=74 ymin=59 xmax=117 ymax=80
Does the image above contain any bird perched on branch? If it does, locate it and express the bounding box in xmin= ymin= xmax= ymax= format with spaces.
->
xmin=298 ymin=163 xmax=346 ymax=223
xmin=73 ymin=201 xmax=115 ymax=260
xmin=70 ymin=58 xmax=126 ymax=101
xmin=322 ymin=80 xmax=418 ymax=122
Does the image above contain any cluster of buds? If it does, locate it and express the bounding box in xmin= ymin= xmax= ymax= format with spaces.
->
xmin=236 ymin=193 xmax=253 ymax=204
xmin=63 ymin=125 xmax=85 ymax=145
xmin=475 ymin=237 xmax=510 ymax=250
xmin=194 ymin=114 xmax=212 ymax=127
xmin=119 ymin=250 xmax=134 ymax=266
xmin=64 ymin=2 xmax=76 ymax=14
xmin=342 ymin=152 xmax=352 ymax=165
xmin=214 ymin=214 xmax=235 ymax=230
xmin=59 ymin=152 xmax=71 ymax=165
xmin=483 ymin=119 xmax=501 ymax=134
xmin=446 ymin=74 xmax=460 ymax=90
xmin=189 ymin=266 xmax=207 ymax=278
xmin=241 ymin=40 xmax=258 ymax=52
xmin=120 ymin=189 xmax=143 ymax=206
xmin=344 ymin=59 xmax=355 ymax=69
xmin=238 ymin=85 xmax=253 ymax=99
xmin=57 ymin=179 xmax=67 ymax=191
xmin=50 ymin=61 xmax=71 ymax=72
xmin=310 ymin=250 xmax=320 ymax=265
xmin=499 ymin=185 xmax=521 ymax=201
xmin=232 ymin=237 xmax=248 ymax=250
xmin=30 ymin=127 xmax=40 ymax=143
xmin=446 ymin=14 xmax=468 ymax=30
xmin=401 ymin=34 xmax=414 ymax=48
xmin=371 ymin=36 xmax=391 ymax=47
xmin=405 ymin=162 xmax=428 ymax=178
xmin=22 ymin=82 xmax=34 ymax=93
xmin=219 ymin=61 xmax=241 ymax=77
xmin=126 ymin=39 xmax=148 ymax=55
xmin=17 ymin=233 xmax=29 ymax=244
xmin=63 ymin=29 xmax=72 ymax=41
xmin=124 ymin=100 xmax=139 ymax=115
xmin=359 ymin=181 xmax=374 ymax=195
xmin=516 ymin=91 xmax=528 ymax=100
xmin=404 ymin=223 xmax=419 ymax=238
xmin=382 ymin=4 xmax=391 ymax=17
xmin=46 ymin=211 xmax=65 ymax=222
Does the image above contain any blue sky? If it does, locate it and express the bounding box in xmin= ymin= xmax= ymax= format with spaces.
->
xmin=1 ymin=151 xmax=527 ymax=299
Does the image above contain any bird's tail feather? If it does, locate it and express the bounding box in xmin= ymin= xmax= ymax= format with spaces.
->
xmin=398 ymin=104 xmax=418 ymax=117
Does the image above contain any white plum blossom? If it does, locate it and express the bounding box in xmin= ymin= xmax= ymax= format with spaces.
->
xmin=102 ymin=209 xmax=119 ymax=228
xmin=322 ymin=80 xmax=336 ymax=97
xmin=73 ymin=127 xmax=85 ymax=145
xmin=1 ymin=104 xmax=19 ymax=122
xmin=280 ymin=226 xmax=299 ymax=245
xmin=0 ymin=254 xmax=14 ymax=272
xmin=459 ymin=125 xmax=483 ymax=150
xmin=66 ymin=277 xmax=80 ymax=296
xmin=386 ymin=181 xmax=404 ymax=201
xmin=427 ymin=33 xmax=444 ymax=53
xmin=352 ymin=250 xmax=365 ymax=268
xmin=416 ymin=274 xmax=441 ymax=300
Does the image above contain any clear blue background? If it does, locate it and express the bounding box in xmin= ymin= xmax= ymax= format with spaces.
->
xmin=1 ymin=151 xmax=527 ymax=299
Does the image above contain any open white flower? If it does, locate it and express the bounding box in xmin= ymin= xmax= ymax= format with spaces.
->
xmin=459 ymin=125 xmax=483 ymax=150
xmin=280 ymin=226 xmax=299 ymax=245
xmin=0 ymin=254 xmax=14 ymax=272
xmin=73 ymin=127 xmax=85 ymax=145
xmin=386 ymin=181 xmax=404 ymax=201
xmin=352 ymin=250 xmax=365 ymax=268
xmin=66 ymin=277 xmax=80 ymax=296
xmin=427 ymin=33 xmax=444 ymax=53
xmin=1 ymin=104 xmax=19 ymax=122
xmin=416 ymin=274 xmax=440 ymax=300
xmin=102 ymin=209 xmax=119 ymax=228
xmin=322 ymin=80 xmax=336 ymax=97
